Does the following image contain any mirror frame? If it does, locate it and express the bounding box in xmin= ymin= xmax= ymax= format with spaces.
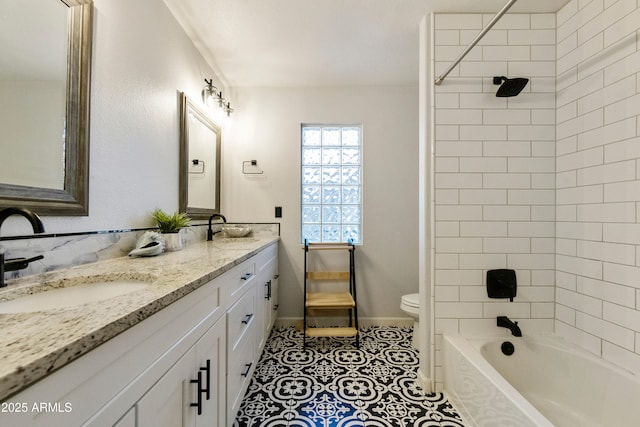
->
xmin=179 ymin=93 xmax=222 ymax=220
xmin=0 ymin=0 xmax=93 ymax=216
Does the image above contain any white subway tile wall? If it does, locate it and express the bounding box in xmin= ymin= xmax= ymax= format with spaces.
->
xmin=433 ymin=0 xmax=640 ymax=389
xmin=433 ymin=12 xmax=557 ymax=389
xmin=555 ymin=0 xmax=640 ymax=376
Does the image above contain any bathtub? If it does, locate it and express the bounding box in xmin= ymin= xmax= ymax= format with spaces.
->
xmin=443 ymin=334 xmax=640 ymax=427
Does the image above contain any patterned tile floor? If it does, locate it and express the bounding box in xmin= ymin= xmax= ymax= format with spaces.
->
xmin=233 ymin=326 xmax=466 ymax=426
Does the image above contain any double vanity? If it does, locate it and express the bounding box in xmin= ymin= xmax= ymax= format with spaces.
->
xmin=0 ymin=234 xmax=279 ymax=426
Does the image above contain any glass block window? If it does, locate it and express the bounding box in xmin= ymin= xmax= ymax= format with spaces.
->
xmin=301 ymin=124 xmax=362 ymax=243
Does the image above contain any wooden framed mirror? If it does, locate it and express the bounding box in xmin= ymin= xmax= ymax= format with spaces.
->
xmin=179 ymin=93 xmax=221 ymax=220
xmin=0 ymin=0 xmax=93 ymax=215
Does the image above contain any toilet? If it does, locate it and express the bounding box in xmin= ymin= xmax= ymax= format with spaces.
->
xmin=400 ymin=293 xmax=420 ymax=350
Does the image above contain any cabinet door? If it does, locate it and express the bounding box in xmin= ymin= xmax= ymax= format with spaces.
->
xmin=262 ymin=259 xmax=278 ymax=336
xmin=112 ymin=406 xmax=136 ymax=427
xmin=260 ymin=276 xmax=274 ymax=346
xmin=227 ymin=321 xmax=256 ymax=425
xmin=137 ymin=346 xmax=198 ymax=427
xmin=195 ymin=317 xmax=226 ymax=427
xmin=256 ymin=274 xmax=269 ymax=351
xmin=270 ymin=272 xmax=279 ymax=331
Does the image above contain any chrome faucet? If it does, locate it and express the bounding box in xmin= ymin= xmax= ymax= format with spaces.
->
xmin=0 ymin=207 xmax=46 ymax=288
xmin=207 ymin=213 xmax=227 ymax=241
xmin=497 ymin=316 xmax=522 ymax=337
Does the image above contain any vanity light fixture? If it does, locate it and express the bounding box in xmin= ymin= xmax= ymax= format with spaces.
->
xmin=202 ymin=79 xmax=233 ymax=117
xmin=201 ymin=78 xmax=234 ymax=116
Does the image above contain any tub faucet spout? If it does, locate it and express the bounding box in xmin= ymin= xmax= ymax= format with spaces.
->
xmin=497 ymin=316 xmax=522 ymax=337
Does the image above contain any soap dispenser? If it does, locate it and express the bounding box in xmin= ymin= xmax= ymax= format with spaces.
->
xmin=486 ymin=269 xmax=517 ymax=302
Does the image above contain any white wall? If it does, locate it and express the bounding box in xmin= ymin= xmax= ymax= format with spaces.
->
xmin=223 ymin=86 xmax=419 ymax=320
xmin=418 ymin=14 xmax=435 ymax=392
xmin=428 ymin=0 xmax=640 ymax=388
xmin=431 ymin=12 xmax=557 ymax=388
xmin=555 ymin=0 xmax=640 ymax=375
xmin=1 ymin=0 xmax=224 ymax=235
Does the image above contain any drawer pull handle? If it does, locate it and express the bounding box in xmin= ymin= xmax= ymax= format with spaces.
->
xmin=241 ymin=362 xmax=253 ymax=377
xmin=190 ymin=370 xmax=204 ymax=415
xmin=200 ymin=359 xmax=211 ymax=400
xmin=242 ymin=313 xmax=254 ymax=324
xmin=265 ymin=280 xmax=272 ymax=300
xmin=240 ymin=273 xmax=253 ymax=281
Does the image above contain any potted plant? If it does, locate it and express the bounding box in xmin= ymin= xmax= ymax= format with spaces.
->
xmin=152 ymin=209 xmax=191 ymax=251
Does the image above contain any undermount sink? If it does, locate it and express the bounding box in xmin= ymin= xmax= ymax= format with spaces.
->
xmin=0 ymin=280 xmax=151 ymax=314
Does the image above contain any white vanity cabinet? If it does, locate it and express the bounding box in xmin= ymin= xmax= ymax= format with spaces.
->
xmin=137 ymin=316 xmax=226 ymax=427
xmin=195 ymin=316 xmax=227 ymax=427
xmin=226 ymin=287 xmax=257 ymax=423
xmin=1 ymin=242 xmax=278 ymax=427
xmin=225 ymin=243 xmax=278 ymax=426
xmin=136 ymin=344 xmax=198 ymax=427
xmin=255 ymin=246 xmax=279 ymax=351
xmin=113 ymin=407 xmax=135 ymax=427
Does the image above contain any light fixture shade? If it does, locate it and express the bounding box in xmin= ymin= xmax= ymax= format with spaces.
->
xmin=217 ymin=92 xmax=226 ymax=108
xmin=224 ymin=102 xmax=234 ymax=117
xmin=202 ymin=78 xmax=217 ymax=106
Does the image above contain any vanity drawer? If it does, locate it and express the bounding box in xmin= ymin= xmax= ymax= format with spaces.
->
xmin=226 ymin=286 xmax=255 ymax=351
xmin=219 ymin=258 xmax=256 ymax=307
xmin=254 ymin=243 xmax=277 ymax=275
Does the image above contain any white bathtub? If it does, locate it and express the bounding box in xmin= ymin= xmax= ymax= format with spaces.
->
xmin=443 ymin=334 xmax=640 ymax=427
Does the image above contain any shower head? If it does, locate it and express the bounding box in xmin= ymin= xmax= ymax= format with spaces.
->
xmin=493 ymin=76 xmax=529 ymax=97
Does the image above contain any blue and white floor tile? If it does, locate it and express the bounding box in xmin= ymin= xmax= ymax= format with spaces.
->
xmin=234 ymin=326 xmax=465 ymax=427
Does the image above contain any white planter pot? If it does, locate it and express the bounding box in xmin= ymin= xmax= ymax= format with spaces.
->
xmin=163 ymin=231 xmax=183 ymax=252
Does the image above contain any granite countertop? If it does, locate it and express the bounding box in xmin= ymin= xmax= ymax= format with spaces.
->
xmin=0 ymin=235 xmax=279 ymax=402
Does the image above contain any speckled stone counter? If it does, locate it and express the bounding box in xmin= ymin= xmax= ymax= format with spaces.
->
xmin=0 ymin=235 xmax=279 ymax=402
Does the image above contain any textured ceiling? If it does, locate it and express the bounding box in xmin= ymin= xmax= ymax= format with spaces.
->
xmin=163 ymin=0 xmax=570 ymax=88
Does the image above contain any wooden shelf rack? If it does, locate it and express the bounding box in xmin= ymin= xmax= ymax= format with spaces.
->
xmin=303 ymin=239 xmax=359 ymax=349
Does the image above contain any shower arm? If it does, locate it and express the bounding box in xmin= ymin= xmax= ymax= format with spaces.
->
xmin=434 ymin=0 xmax=518 ymax=86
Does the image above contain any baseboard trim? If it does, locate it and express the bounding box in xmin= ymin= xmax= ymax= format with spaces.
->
xmin=417 ymin=368 xmax=433 ymax=394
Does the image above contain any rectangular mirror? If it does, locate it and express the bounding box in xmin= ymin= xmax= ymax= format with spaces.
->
xmin=179 ymin=93 xmax=221 ymax=219
xmin=0 ymin=0 xmax=93 ymax=215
